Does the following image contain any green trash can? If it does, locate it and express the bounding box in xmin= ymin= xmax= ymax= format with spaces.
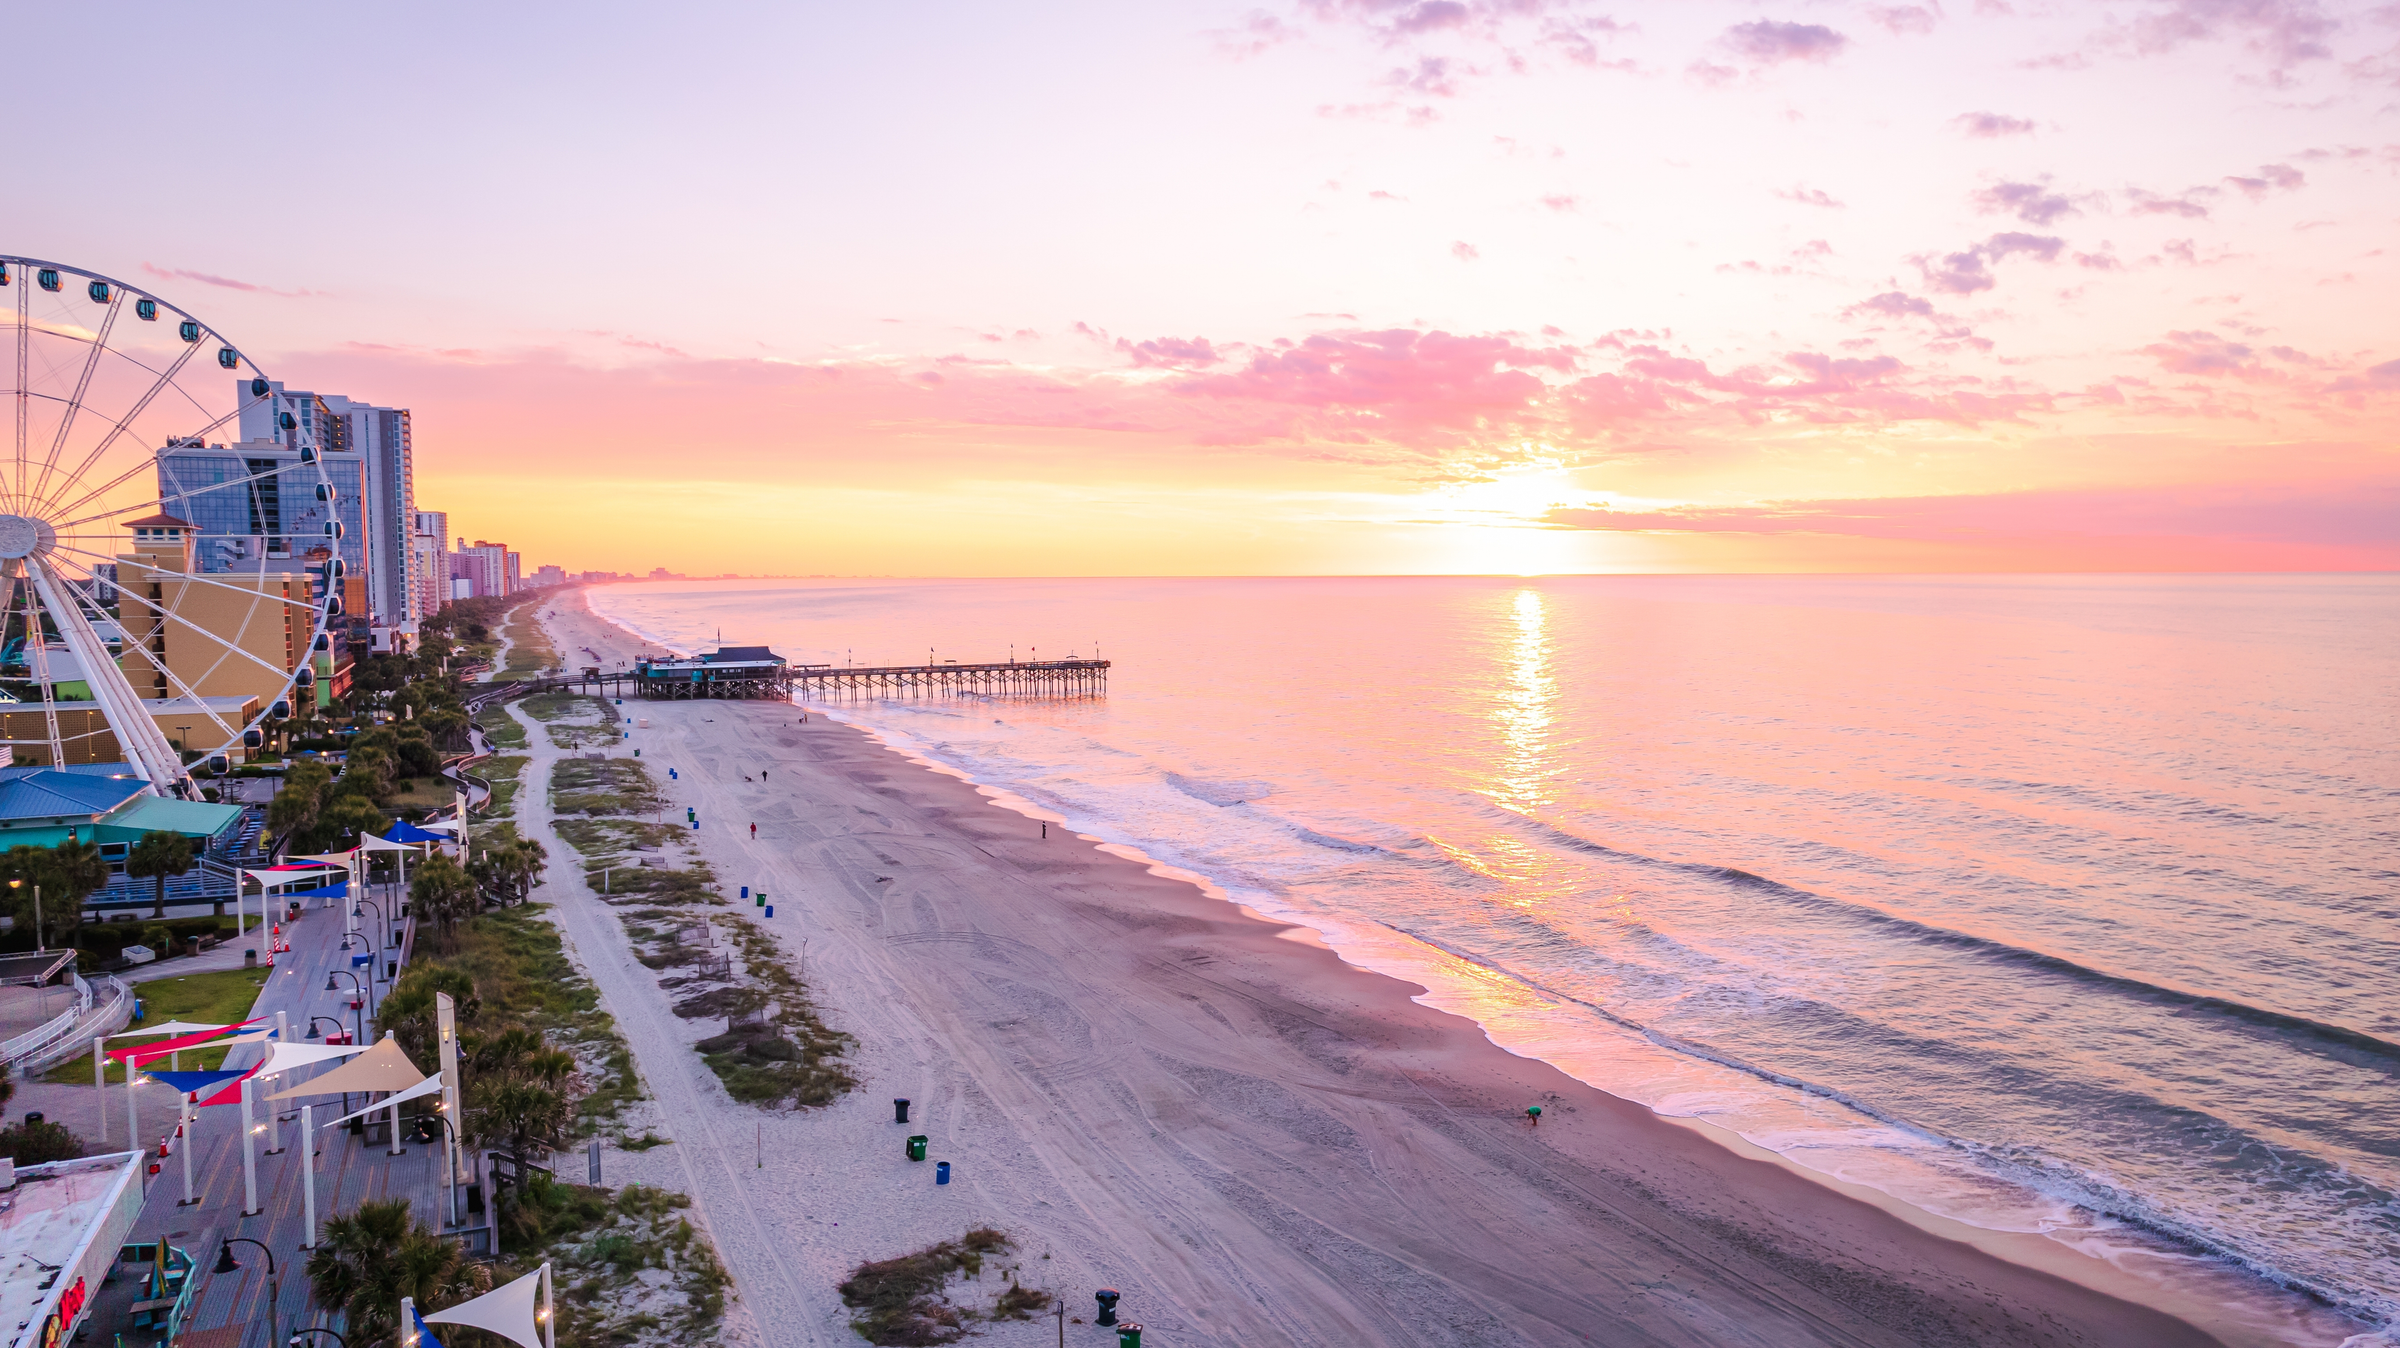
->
xmin=906 ymin=1135 xmax=928 ymax=1162
xmin=1116 ymin=1325 xmax=1142 ymax=1348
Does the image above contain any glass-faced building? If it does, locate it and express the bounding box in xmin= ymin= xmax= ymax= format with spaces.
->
xmin=154 ymin=380 xmax=417 ymax=627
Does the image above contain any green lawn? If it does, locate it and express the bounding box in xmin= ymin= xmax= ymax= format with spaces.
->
xmin=45 ymin=966 xmax=272 ymax=1083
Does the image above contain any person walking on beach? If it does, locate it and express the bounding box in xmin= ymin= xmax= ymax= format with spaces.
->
xmin=750 ymin=823 xmax=757 ymax=840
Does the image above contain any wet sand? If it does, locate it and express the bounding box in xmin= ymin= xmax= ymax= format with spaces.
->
xmin=540 ymin=593 xmax=2232 ymax=1348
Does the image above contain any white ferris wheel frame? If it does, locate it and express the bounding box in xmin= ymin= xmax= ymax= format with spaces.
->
xmin=3 ymin=253 xmax=336 ymax=800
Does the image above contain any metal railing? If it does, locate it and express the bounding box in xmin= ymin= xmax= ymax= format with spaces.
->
xmin=3 ymin=972 xmax=129 ymax=1076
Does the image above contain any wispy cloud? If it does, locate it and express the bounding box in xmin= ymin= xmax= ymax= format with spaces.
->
xmin=1972 ymin=180 xmax=2081 ymax=226
xmin=140 ymin=263 xmax=318 ymax=298
xmin=1916 ymin=232 xmax=2066 ymax=294
xmin=1545 ymin=480 xmax=2400 ymax=560
xmin=1719 ymin=19 xmax=1849 ymax=64
xmin=1953 ymin=111 xmax=2037 ymax=138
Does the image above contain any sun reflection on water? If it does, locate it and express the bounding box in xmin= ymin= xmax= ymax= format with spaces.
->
xmin=1469 ymin=589 xmax=1581 ymax=909
xmin=1491 ymin=588 xmax=1556 ymax=816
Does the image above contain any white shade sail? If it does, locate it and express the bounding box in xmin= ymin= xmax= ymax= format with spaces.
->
xmin=256 ymin=1040 xmax=368 ymax=1077
xmin=319 ymin=1070 xmax=444 ymax=1129
xmin=108 ymin=1020 xmax=232 ymax=1039
xmin=422 ymin=1265 xmax=548 ymax=1348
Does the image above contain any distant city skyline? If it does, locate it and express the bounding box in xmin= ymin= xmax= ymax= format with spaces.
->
xmin=18 ymin=3 xmax=2398 ymax=574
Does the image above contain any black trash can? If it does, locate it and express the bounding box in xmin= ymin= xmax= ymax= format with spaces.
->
xmin=893 ymin=1098 xmax=910 ymax=1124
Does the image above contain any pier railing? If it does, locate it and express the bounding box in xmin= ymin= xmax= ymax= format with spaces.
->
xmin=790 ymin=659 xmax=1109 ymax=700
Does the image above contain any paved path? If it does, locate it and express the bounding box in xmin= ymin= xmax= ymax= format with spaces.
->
xmin=501 ymin=697 xmax=821 ymax=1346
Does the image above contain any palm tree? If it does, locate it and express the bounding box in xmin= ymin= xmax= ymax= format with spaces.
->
xmin=304 ymin=1198 xmax=477 ymax=1345
xmin=125 ymin=831 xmax=194 ymax=921
xmin=409 ymin=853 xmax=479 ymax=952
xmin=0 ymin=839 xmax=106 ymax=947
xmin=265 ymin=761 xmax=333 ymax=867
xmin=469 ymin=836 xmax=548 ymax=908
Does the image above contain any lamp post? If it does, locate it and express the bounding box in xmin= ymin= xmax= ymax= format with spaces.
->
xmin=326 ymin=970 xmax=373 ymax=1035
xmin=305 ymin=1016 xmax=356 ymax=1120
xmin=6 ymin=877 xmax=41 ymax=953
xmin=214 ymin=1237 xmax=280 ymax=1348
xmin=354 ymin=896 xmax=389 ymax=969
xmin=413 ymin=1105 xmax=465 ymax=1230
xmin=290 ymin=1330 xmax=348 ymax=1348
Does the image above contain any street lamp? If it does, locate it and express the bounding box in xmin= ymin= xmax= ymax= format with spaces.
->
xmin=305 ymin=1014 xmax=359 ymax=1114
xmin=326 ymin=969 xmax=374 ymax=1030
xmin=214 ymin=1237 xmax=280 ymax=1348
xmin=290 ymin=1331 xmax=348 ymax=1348
xmin=412 ymin=1105 xmax=465 ymax=1229
xmin=6 ymin=877 xmax=42 ymax=953
xmin=353 ymin=896 xmax=390 ymax=966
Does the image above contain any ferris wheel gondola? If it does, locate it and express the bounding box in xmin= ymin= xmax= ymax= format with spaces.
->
xmin=2 ymin=253 xmax=337 ymax=798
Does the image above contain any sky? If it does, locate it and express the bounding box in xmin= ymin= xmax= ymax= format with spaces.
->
xmin=12 ymin=0 xmax=2399 ymax=574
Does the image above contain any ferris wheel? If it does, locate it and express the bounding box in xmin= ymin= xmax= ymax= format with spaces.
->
xmin=3 ymin=254 xmax=335 ymax=798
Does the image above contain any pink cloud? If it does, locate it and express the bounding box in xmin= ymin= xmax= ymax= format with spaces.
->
xmin=1539 ymin=193 xmax=1580 ymax=212
xmin=140 ymin=262 xmax=317 ymax=298
xmin=1954 ymin=111 xmax=2037 ymax=138
xmin=1545 ymin=479 xmax=2400 ymax=563
xmin=2127 ymin=186 xmax=2215 ymax=218
xmin=1972 ymin=180 xmax=2080 ymax=226
xmin=1917 ymin=232 xmax=2066 ymax=294
xmin=2124 ymin=0 xmax=2336 ymax=67
xmin=1119 ymin=336 xmax=1224 ymax=369
xmin=1776 ymin=184 xmax=1845 ymax=208
xmin=2326 ymin=358 xmax=2400 ymax=396
xmin=1844 ymin=291 xmax=1991 ymax=351
xmin=1386 ymin=55 xmax=1462 ymax=96
xmin=2224 ymin=163 xmax=2305 ymax=199
xmin=1539 ymin=15 xmax=1636 ymax=67
xmin=1172 ymin=328 xmax=1575 ymax=446
xmin=1212 ymin=11 xmax=1300 ymax=58
xmin=2143 ymin=330 xmax=2270 ymax=378
xmin=1719 ymin=19 xmax=1850 ymax=64
xmin=1451 ymin=240 xmax=1482 ymax=261
xmin=1869 ymin=6 xmax=1940 ymax=36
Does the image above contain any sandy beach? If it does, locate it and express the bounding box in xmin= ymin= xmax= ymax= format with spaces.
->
xmin=526 ymin=592 xmax=2236 ymax=1348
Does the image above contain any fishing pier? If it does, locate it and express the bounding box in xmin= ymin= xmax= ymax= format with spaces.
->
xmin=552 ymin=646 xmax=1110 ymax=702
xmin=791 ymin=658 xmax=1109 ymax=700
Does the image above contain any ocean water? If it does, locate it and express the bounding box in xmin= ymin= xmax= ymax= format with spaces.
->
xmin=591 ymin=575 xmax=2399 ymax=1343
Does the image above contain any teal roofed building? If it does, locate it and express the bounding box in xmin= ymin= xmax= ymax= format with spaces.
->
xmin=0 ymin=767 xmax=251 ymax=908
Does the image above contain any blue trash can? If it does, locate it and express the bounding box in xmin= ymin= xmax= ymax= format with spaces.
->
xmin=935 ymin=1161 xmax=951 ymax=1185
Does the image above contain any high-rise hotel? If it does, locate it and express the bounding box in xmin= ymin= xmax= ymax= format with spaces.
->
xmin=152 ymin=380 xmax=422 ymax=639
